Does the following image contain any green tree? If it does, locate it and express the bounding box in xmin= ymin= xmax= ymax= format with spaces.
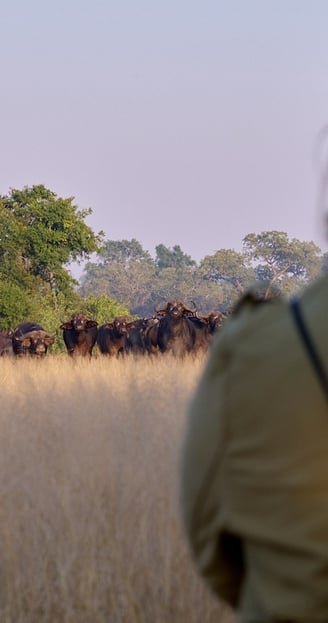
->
xmin=80 ymin=239 xmax=156 ymax=313
xmin=0 ymin=185 xmax=103 ymax=295
xmin=199 ymin=249 xmax=254 ymax=295
xmin=155 ymin=244 xmax=196 ymax=270
xmin=96 ymin=239 xmax=151 ymax=265
xmin=80 ymin=294 xmax=130 ymax=325
xmin=0 ymin=280 xmax=37 ymax=329
xmin=80 ymin=239 xmax=232 ymax=316
xmin=150 ymin=267 xmax=195 ymax=307
xmin=243 ymin=231 xmax=322 ymax=298
xmin=0 ymin=185 xmax=103 ymax=329
xmin=149 ymin=265 xmax=227 ymax=315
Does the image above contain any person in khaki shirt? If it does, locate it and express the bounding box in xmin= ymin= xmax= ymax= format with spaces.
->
xmin=180 ymin=274 xmax=328 ymax=623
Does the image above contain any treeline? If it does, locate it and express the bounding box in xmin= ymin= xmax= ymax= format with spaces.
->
xmin=80 ymin=233 xmax=324 ymax=316
xmin=0 ymin=185 xmax=326 ymax=351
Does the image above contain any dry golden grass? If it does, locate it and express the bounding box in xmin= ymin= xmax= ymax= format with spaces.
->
xmin=0 ymin=354 xmax=235 ymax=623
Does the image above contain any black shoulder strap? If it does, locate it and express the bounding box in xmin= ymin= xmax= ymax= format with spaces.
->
xmin=290 ymin=298 xmax=328 ymax=402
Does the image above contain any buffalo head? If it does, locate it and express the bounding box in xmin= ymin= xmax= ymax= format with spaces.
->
xmin=154 ymin=300 xmax=197 ymax=318
xmin=60 ymin=313 xmax=98 ymax=332
xmin=13 ymin=326 xmax=55 ymax=357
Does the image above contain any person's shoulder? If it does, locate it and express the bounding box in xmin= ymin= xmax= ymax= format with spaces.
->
xmin=228 ymin=289 xmax=284 ymax=331
xmin=216 ymin=274 xmax=328 ymax=347
xmin=209 ymin=289 xmax=284 ymax=355
xmin=232 ymin=290 xmax=281 ymax=314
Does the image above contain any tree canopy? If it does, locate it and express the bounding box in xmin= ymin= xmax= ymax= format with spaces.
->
xmin=0 ymin=185 xmax=104 ymax=332
xmin=80 ymin=232 xmax=324 ymax=316
xmin=80 ymin=239 xmax=156 ymax=314
xmin=243 ymin=231 xmax=322 ymax=298
xmin=199 ymin=249 xmax=254 ymax=294
xmin=0 ymin=185 xmax=103 ymax=294
xmin=155 ymin=244 xmax=196 ymax=270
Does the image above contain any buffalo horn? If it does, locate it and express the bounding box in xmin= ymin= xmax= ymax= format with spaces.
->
xmin=183 ymin=300 xmax=197 ymax=315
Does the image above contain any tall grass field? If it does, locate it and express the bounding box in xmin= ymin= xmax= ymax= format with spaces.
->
xmin=0 ymin=354 xmax=235 ymax=623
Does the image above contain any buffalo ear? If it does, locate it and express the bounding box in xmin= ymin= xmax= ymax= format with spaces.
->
xmin=44 ymin=336 xmax=55 ymax=346
xmin=21 ymin=337 xmax=31 ymax=347
xmin=86 ymin=320 xmax=98 ymax=328
xmin=60 ymin=322 xmax=73 ymax=330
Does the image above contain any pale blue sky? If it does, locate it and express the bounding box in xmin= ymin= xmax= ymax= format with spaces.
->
xmin=1 ymin=1 xmax=328 ymax=276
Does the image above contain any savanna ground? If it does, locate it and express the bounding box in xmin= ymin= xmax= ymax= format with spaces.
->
xmin=0 ymin=353 xmax=235 ymax=623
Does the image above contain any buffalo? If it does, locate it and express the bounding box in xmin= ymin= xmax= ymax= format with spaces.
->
xmin=154 ymin=300 xmax=198 ymax=356
xmin=143 ymin=317 xmax=160 ymax=355
xmin=12 ymin=322 xmax=55 ymax=357
xmin=60 ymin=313 xmax=98 ymax=357
xmin=97 ymin=317 xmax=130 ymax=356
xmin=189 ymin=311 xmax=227 ymax=352
xmin=124 ymin=318 xmax=149 ymax=355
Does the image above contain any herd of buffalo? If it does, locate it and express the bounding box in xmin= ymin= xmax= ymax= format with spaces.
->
xmin=0 ymin=300 xmax=228 ymax=359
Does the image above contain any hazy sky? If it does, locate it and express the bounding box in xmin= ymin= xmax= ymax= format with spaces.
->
xmin=2 ymin=1 xmax=328 ymax=276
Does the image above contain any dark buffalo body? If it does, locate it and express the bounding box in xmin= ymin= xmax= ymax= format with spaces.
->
xmin=186 ymin=316 xmax=211 ymax=352
xmin=97 ymin=317 xmax=130 ymax=356
xmin=60 ymin=313 xmax=98 ymax=357
xmin=155 ymin=301 xmax=197 ymax=356
xmin=125 ymin=318 xmax=150 ymax=355
xmin=189 ymin=311 xmax=226 ymax=352
xmin=0 ymin=330 xmax=13 ymax=356
xmin=12 ymin=322 xmax=55 ymax=357
xmin=206 ymin=311 xmax=226 ymax=333
xmin=143 ymin=317 xmax=160 ymax=354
